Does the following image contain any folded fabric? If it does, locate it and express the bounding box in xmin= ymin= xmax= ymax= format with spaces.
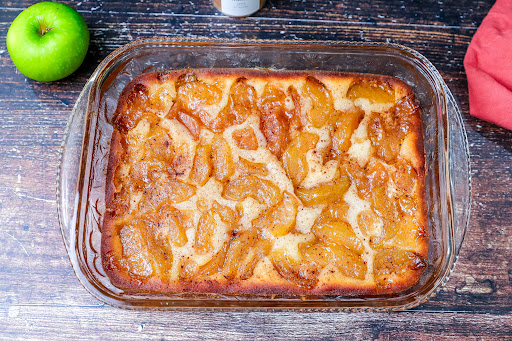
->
xmin=464 ymin=0 xmax=512 ymax=130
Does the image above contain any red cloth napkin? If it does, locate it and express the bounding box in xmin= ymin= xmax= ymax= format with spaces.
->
xmin=464 ymin=0 xmax=512 ymax=130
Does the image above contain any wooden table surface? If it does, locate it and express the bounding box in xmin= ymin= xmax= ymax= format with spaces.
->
xmin=1 ymin=0 xmax=511 ymax=339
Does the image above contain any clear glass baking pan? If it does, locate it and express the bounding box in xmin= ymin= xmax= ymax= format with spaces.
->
xmin=57 ymin=38 xmax=471 ymax=311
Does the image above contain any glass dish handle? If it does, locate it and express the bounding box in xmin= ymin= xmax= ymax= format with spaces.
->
xmin=57 ymin=82 xmax=91 ymax=252
xmin=446 ymin=86 xmax=471 ymax=257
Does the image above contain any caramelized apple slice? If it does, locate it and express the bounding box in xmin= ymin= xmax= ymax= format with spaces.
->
xmin=196 ymin=242 xmax=229 ymax=277
xmin=346 ymin=79 xmax=395 ymax=104
xmin=331 ymin=107 xmax=365 ymax=156
xmin=210 ymin=78 xmax=257 ymax=132
xmin=222 ymin=232 xmax=250 ymax=279
xmin=302 ymin=76 xmax=333 ymax=128
xmin=371 ymin=215 xmax=424 ymax=251
xmin=259 ymin=83 xmax=290 ymax=158
xmin=114 ymin=83 xmax=159 ymax=133
xmin=153 ymin=202 xmax=188 ymax=247
xmin=357 ymin=209 xmax=381 ymax=237
xmin=252 ymin=191 xmax=299 ymax=237
xmin=282 ymin=132 xmax=319 ymax=187
xmin=260 ymin=83 xmax=285 ymax=107
xmin=320 ymin=199 xmax=350 ymax=223
xmin=329 ymin=245 xmax=367 ymax=280
xmin=189 ymin=141 xmax=212 ymax=186
xmin=160 ymin=179 xmax=196 ymax=204
xmin=166 ymin=73 xmax=223 ymax=136
xmin=209 ymin=108 xmax=235 ymax=133
xmin=287 ymin=85 xmax=303 ymax=132
xmin=371 ymin=185 xmax=399 ymax=223
xmin=167 ymin=142 xmax=193 ymax=180
xmin=313 ymin=220 xmax=364 ymax=254
xmin=232 ymin=126 xmax=258 ymax=150
xmin=373 ymin=248 xmax=427 ymax=289
xmin=178 ymin=259 xmax=199 ymax=281
xmin=175 ymin=72 xmax=223 ymax=112
xmin=301 ymin=241 xmax=366 ymax=280
xmin=228 ymin=78 xmax=257 ymax=120
xmin=144 ymin=126 xmax=175 ymax=163
xmin=296 ymin=176 xmax=350 ymax=206
xmin=223 ymin=230 xmax=271 ymax=280
xmin=236 ymin=158 xmax=269 ymax=177
xmin=211 ymin=201 xmax=239 ymax=226
xmin=176 ymin=111 xmax=201 ymax=140
xmin=139 ymin=179 xmax=196 ymax=211
xmin=119 ymin=222 xmax=154 ymax=277
xmin=211 ymin=135 xmax=234 ymax=182
xmin=368 ymin=113 xmax=401 ymax=162
xmin=195 ymin=211 xmax=216 ymax=254
xmin=236 ymin=239 xmax=272 ymax=280
xmin=129 ymin=159 xmax=167 ymax=189
xmin=222 ymin=175 xmax=282 ymax=206
xmin=367 ymin=161 xmax=390 ymax=186
xmin=148 ymin=84 xmax=174 ymax=114
xmin=398 ymin=195 xmax=417 ymax=216
xmin=395 ymin=94 xmax=421 ymax=135
xmin=352 ymin=160 xmax=389 ymax=200
xmin=119 ymin=216 xmax=176 ymax=278
xmin=270 ymin=248 xmax=318 ymax=289
xmin=393 ymin=160 xmax=417 ymax=195
xmin=123 ymin=120 xmax=151 ymax=161
xmin=300 ymin=241 xmax=332 ymax=268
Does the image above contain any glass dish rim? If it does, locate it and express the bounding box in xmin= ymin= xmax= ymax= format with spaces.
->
xmin=56 ymin=37 xmax=471 ymax=311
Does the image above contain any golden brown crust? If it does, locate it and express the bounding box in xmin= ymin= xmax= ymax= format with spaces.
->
xmin=101 ymin=271 xmax=426 ymax=296
xmin=102 ymin=68 xmax=428 ymax=296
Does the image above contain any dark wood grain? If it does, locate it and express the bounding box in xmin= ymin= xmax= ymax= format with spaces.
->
xmin=1 ymin=308 xmax=512 ymax=340
xmin=1 ymin=0 xmax=512 ymax=339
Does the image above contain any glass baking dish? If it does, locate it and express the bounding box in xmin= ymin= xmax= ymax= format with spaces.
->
xmin=57 ymin=38 xmax=471 ymax=311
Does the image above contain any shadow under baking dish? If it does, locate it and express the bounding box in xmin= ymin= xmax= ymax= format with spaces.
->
xmin=57 ymin=38 xmax=471 ymax=311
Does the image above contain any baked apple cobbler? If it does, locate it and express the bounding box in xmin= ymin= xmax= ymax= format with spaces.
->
xmin=102 ymin=69 xmax=428 ymax=295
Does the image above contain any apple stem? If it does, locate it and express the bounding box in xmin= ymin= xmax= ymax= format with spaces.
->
xmin=37 ymin=18 xmax=54 ymax=37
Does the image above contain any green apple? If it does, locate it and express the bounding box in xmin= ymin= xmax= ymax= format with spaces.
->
xmin=6 ymin=2 xmax=89 ymax=82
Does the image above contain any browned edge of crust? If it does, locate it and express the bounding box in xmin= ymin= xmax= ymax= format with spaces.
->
xmin=102 ymin=68 xmax=429 ymax=296
xmin=100 ymin=267 xmax=428 ymax=296
xmin=102 ymin=129 xmax=124 ymax=287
